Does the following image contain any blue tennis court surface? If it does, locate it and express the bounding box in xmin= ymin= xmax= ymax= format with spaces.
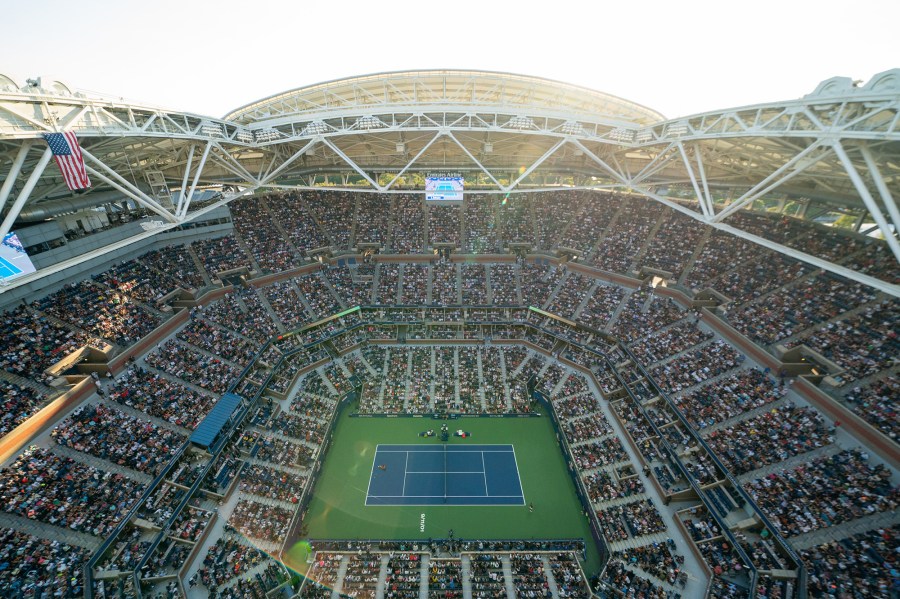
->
xmin=0 ymin=256 xmax=22 ymax=278
xmin=366 ymin=444 xmax=524 ymax=506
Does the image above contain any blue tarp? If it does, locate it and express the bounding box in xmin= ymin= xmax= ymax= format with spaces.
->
xmin=189 ymin=392 xmax=243 ymax=449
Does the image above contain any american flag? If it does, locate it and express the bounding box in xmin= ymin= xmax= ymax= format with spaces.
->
xmin=42 ymin=132 xmax=91 ymax=191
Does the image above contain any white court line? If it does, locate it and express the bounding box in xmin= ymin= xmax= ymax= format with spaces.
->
xmin=406 ymin=471 xmax=486 ymax=474
xmin=368 ymin=495 xmax=525 ymax=498
xmin=401 ymin=451 xmax=409 ymax=496
xmin=480 ymin=451 xmax=489 ymax=496
xmin=363 ymin=443 xmax=380 ymax=502
xmin=510 ymin=446 xmax=524 ymax=499
xmin=376 ymin=450 xmax=514 ymax=453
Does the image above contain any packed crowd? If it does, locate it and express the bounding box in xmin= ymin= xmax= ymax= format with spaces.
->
xmin=52 ymin=402 xmax=184 ymax=476
xmin=0 ymin=304 xmax=91 ymax=382
xmin=745 ymin=450 xmax=899 ymax=538
xmin=145 ymin=340 xmax=240 ymax=394
xmin=0 ymin=380 xmax=46 ymax=437
xmin=178 ymin=318 xmax=259 ymax=367
xmin=674 ymin=368 xmax=788 ymax=430
xmin=842 ymin=376 xmax=898 ymax=444
xmin=2 ymin=188 xmax=900 ymax=598
xmin=0 ymin=527 xmax=88 ymax=598
xmin=785 ymin=298 xmax=899 ymax=385
xmin=227 ymin=499 xmax=293 ymax=545
xmin=703 ymin=403 xmax=834 ymax=476
xmin=107 ymin=366 xmax=215 ymax=430
xmin=801 ymin=525 xmax=898 ymax=598
xmin=629 ymin=318 xmax=712 ymax=366
xmin=649 ymin=340 xmax=744 ymax=394
xmin=0 ymin=446 xmax=142 ymax=538
xmin=36 ymin=281 xmax=161 ymax=347
xmin=595 ymin=499 xmax=668 ymax=541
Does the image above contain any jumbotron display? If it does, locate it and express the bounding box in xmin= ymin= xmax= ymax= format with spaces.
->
xmin=0 ymin=232 xmax=37 ymax=282
xmin=425 ymin=173 xmax=464 ymax=202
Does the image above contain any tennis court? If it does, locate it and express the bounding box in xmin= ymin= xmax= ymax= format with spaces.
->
xmin=365 ymin=444 xmax=524 ymax=506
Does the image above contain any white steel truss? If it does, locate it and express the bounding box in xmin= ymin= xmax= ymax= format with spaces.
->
xmin=0 ymin=69 xmax=897 ymax=297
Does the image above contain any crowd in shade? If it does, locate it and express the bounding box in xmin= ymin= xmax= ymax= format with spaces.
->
xmin=464 ymin=195 xmax=502 ymax=253
xmin=228 ymin=499 xmax=293 ymax=545
xmin=191 ymin=234 xmax=250 ymax=275
xmin=594 ymin=559 xmax=670 ymax=599
xmin=611 ymin=541 xmax=686 ymax=589
xmin=195 ymin=534 xmax=271 ymax=591
xmin=429 ymin=205 xmax=461 ymax=246
xmin=595 ymin=499 xmax=668 ymax=541
xmin=51 ymin=402 xmax=184 ymax=475
xmin=0 ymin=528 xmax=88 ymax=598
xmin=729 ymin=274 xmax=877 ymax=347
xmin=509 ymin=552 xmax=550 ymax=597
xmin=0 ymin=304 xmax=90 ymax=381
xmin=0 ymin=380 xmax=46 ymax=437
xmin=841 ymin=376 xmax=898 ymax=443
xmin=801 ymin=525 xmax=898 ymax=598
xmin=230 ymin=197 xmax=300 ymax=272
xmin=145 ymin=339 xmax=240 ymax=394
xmin=786 ymin=299 xmax=899 ymax=385
xmin=703 ymin=403 xmax=834 ymax=476
xmin=629 ymin=318 xmax=712 ymax=365
xmin=107 ymin=366 xmax=215 ymax=430
xmin=177 ymin=318 xmax=259 ymax=367
xmin=673 ymin=368 xmax=787 ymax=430
xmin=384 ymin=552 xmax=421 ymax=598
xmin=649 ymin=340 xmax=744 ymax=394
xmin=0 ymin=446 xmax=142 ymax=538
xmin=610 ymin=289 xmax=685 ymax=344
xmin=745 ymin=450 xmax=899 ymax=538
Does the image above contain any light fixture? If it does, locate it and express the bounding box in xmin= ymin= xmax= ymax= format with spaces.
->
xmin=235 ymin=129 xmax=254 ymax=143
xmin=609 ymin=128 xmax=635 ymax=143
xmin=507 ymin=115 xmax=535 ymax=129
xmin=200 ymin=122 xmax=224 ymax=137
xmin=665 ymin=122 xmax=689 ymax=137
xmin=254 ymin=128 xmax=283 ymax=142
xmin=302 ymin=121 xmax=329 ymax=136
xmin=356 ymin=116 xmax=385 ymax=129
xmin=560 ymin=121 xmax=583 ymax=135
xmin=635 ymin=129 xmax=654 ymax=143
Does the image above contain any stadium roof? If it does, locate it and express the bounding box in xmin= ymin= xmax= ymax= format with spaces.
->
xmin=224 ymin=69 xmax=666 ymax=127
xmin=0 ymin=68 xmax=898 ymax=296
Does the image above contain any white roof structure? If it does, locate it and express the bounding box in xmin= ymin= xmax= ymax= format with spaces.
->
xmin=0 ymin=69 xmax=898 ymax=295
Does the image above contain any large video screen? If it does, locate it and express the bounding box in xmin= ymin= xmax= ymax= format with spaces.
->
xmin=0 ymin=232 xmax=37 ymax=282
xmin=425 ymin=174 xmax=464 ymax=202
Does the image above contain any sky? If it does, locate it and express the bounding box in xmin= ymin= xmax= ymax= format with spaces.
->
xmin=3 ymin=0 xmax=898 ymax=120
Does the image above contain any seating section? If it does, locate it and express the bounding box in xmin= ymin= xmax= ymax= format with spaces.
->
xmin=0 ymin=446 xmax=143 ymax=538
xmin=0 ymin=188 xmax=898 ymax=597
xmin=0 ymin=528 xmax=89 ymax=597
xmin=36 ymin=281 xmax=161 ymax=347
xmin=744 ymin=450 xmax=898 ymax=538
xmin=0 ymin=379 xmax=47 ymax=437
xmin=51 ymin=402 xmax=185 ymax=475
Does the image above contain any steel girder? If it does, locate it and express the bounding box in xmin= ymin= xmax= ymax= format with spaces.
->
xmin=0 ymin=69 xmax=898 ymax=296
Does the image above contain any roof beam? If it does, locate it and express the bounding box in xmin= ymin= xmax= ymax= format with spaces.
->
xmin=0 ymin=141 xmax=33 ymax=216
xmin=858 ymin=143 xmax=900 ymax=239
xmin=833 ymin=140 xmax=900 ymax=264
xmin=322 ymin=138 xmax=383 ymax=191
xmin=0 ymin=147 xmax=52 ymax=241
